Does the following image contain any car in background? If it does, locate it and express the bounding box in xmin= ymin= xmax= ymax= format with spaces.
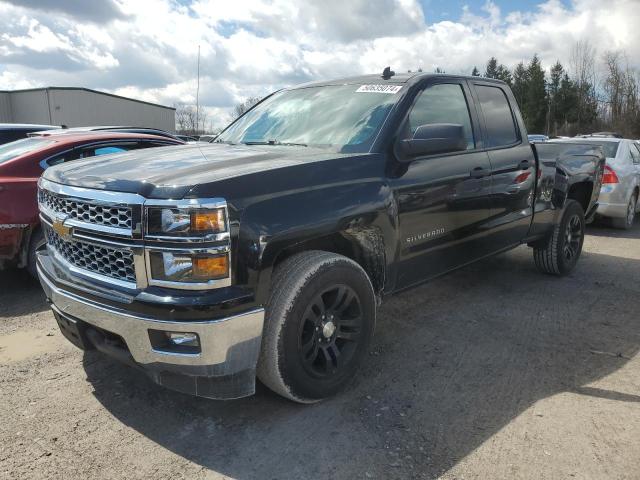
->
xmin=0 ymin=132 xmax=184 ymax=275
xmin=558 ymin=136 xmax=639 ymax=229
xmin=1 ymin=123 xmax=60 ymax=145
xmin=30 ymin=125 xmax=181 ymax=141
xmin=527 ymin=134 xmax=548 ymax=142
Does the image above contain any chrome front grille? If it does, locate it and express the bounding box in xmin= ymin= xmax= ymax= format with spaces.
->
xmin=39 ymin=189 xmax=132 ymax=230
xmin=45 ymin=225 xmax=136 ymax=283
xmin=38 ymin=178 xmax=231 ymax=291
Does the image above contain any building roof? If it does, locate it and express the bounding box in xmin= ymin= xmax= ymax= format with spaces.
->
xmin=0 ymin=86 xmax=175 ymax=111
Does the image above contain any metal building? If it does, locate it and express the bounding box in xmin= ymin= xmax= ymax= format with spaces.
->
xmin=0 ymin=87 xmax=175 ymax=132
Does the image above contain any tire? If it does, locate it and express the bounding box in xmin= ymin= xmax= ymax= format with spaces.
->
xmin=533 ymin=199 xmax=585 ymax=276
xmin=257 ymin=251 xmax=376 ymax=403
xmin=26 ymin=228 xmax=45 ymax=278
xmin=611 ymin=193 xmax=637 ymax=230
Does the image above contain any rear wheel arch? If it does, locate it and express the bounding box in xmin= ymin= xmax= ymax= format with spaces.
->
xmin=566 ymin=181 xmax=593 ymax=213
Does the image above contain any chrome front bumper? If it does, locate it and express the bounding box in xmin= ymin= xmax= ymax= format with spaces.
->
xmin=38 ymin=262 xmax=265 ymax=398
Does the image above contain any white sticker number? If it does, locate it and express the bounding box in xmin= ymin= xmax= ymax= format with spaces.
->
xmin=356 ymin=84 xmax=403 ymax=94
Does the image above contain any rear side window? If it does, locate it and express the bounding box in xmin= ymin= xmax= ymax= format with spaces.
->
xmin=475 ymin=85 xmax=519 ymax=148
xmin=407 ymin=83 xmax=475 ymax=149
xmin=584 ymin=141 xmax=618 ymax=159
xmin=629 ymin=143 xmax=640 ymax=164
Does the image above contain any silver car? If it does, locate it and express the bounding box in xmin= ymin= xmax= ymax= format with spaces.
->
xmin=559 ymin=136 xmax=639 ymax=229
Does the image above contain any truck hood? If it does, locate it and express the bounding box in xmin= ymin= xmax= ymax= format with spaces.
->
xmin=43 ymin=143 xmax=352 ymax=198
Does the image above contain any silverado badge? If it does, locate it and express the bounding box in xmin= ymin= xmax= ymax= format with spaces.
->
xmin=52 ymin=217 xmax=72 ymax=240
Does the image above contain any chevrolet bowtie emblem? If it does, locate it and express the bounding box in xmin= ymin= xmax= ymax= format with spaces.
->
xmin=52 ymin=217 xmax=72 ymax=240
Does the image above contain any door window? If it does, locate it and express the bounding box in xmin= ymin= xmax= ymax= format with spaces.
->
xmin=475 ymin=85 xmax=519 ymax=148
xmin=79 ymin=144 xmax=134 ymax=158
xmin=94 ymin=146 xmax=127 ymax=156
xmin=406 ymin=83 xmax=475 ymax=150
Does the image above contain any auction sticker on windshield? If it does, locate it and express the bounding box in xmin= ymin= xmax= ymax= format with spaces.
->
xmin=356 ymin=85 xmax=403 ymax=94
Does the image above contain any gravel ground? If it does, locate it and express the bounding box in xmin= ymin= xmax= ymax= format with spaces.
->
xmin=1 ymin=221 xmax=639 ymax=480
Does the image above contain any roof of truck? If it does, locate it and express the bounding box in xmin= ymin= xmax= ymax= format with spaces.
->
xmin=291 ymin=72 xmax=507 ymax=89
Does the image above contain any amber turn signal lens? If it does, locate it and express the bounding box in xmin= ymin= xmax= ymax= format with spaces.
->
xmin=192 ymin=255 xmax=229 ymax=280
xmin=191 ymin=209 xmax=226 ymax=232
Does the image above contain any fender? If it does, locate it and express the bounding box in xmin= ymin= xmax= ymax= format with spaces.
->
xmin=237 ymin=179 xmax=397 ymax=305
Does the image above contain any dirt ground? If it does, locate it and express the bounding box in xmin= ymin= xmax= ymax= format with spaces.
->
xmin=1 ymin=221 xmax=639 ymax=480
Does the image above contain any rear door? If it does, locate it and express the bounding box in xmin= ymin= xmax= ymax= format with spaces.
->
xmin=471 ymin=82 xmax=536 ymax=248
xmin=391 ymin=80 xmax=494 ymax=289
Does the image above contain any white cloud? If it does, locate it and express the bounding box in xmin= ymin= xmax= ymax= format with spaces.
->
xmin=0 ymin=0 xmax=639 ymax=129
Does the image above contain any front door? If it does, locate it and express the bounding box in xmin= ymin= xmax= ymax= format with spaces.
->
xmin=391 ymin=81 xmax=494 ymax=289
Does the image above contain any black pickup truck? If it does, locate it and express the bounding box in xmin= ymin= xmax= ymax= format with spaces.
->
xmin=36 ymin=71 xmax=605 ymax=403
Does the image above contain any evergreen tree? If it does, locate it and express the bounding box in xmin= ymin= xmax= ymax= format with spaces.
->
xmin=524 ymin=54 xmax=547 ymax=133
xmin=496 ymin=64 xmax=513 ymax=85
xmin=511 ymin=62 xmax=528 ymax=111
xmin=484 ymin=57 xmax=512 ymax=85
xmin=484 ymin=57 xmax=499 ymax=78
xmin=557 ymin=73 xmax=579 ymax=130
xmin=547 ymin=61 xmax=565 ymax=135
xmin=471 ymin=66 xmax=480 ymax=76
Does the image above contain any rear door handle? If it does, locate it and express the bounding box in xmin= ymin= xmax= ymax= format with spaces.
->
xmin=518 ymin=160 xmax=531 ymax=170
xmin=470 ymin=167 xmax=490 ymax=178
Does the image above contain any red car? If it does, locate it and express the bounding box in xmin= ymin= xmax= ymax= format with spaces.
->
xmin=0 ymin=132 xmax=184 ymax=275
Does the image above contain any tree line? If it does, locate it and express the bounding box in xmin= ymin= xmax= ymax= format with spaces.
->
xmin=470 ymin=41 xmax=640 ymax=138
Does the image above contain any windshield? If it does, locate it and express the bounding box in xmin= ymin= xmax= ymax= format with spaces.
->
xmin=0 ymin=137 xmax=56 ymax=164
xmin=215 ymin=84 xmax=402 ymax=152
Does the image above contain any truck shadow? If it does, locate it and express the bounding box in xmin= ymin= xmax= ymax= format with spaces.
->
xmin=0 ymin=268 xmax=48 ymax=318
xmin=83 ymin=247 xmax=640 ymax=479
xmin=586 ymin=218 xmax=639 ymax=239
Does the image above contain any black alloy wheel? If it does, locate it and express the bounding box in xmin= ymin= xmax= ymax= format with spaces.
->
xmin=298 ymin=285 xmax=363 ymax=378
xmin=563 ymin=214 xmax=583 ymax=262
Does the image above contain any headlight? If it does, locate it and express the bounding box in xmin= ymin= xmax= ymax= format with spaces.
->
xmin=148 ymin=251 xmax=229 ymax=283
xmin=147 ymin=207 xmax=227 ymax=237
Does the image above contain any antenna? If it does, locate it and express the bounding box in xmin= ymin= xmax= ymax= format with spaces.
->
xmin=195 ymin=44 xmax=200 ymax=135
xmin=382 ymin=66 xmax=395 ymax=80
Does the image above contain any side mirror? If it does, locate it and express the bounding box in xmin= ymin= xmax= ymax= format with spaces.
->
xmin=399 ymin=123 xmax=467 ymax=160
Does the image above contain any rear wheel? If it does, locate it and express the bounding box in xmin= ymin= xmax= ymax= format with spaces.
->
xmin=257 ymin=251 xmax=376 ymax=403
xmin=533 ymin=199 xmax=585 ymax=276
xmin=611 ymin=193 xmax=637 ymax=230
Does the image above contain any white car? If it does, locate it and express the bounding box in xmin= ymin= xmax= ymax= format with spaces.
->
xmin=558 ymin=136 xmax=639 ymax=229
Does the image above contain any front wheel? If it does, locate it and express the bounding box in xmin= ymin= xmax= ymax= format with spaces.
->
xmin=257 ymin=251 xmax=376 ymax=403
xmin=533 ymin=199 xmax=585 ymax=276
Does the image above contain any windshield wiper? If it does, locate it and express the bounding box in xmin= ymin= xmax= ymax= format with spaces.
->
xmin=243 ymin=140 xmax=308 ymax=147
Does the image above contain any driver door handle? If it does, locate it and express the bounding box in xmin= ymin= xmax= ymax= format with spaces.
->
xmin=470 ymin=166 xmax=490 ymax=178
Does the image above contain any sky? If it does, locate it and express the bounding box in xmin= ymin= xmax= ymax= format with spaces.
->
xmin=1 ymin=0 xmax=639 ymax=128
